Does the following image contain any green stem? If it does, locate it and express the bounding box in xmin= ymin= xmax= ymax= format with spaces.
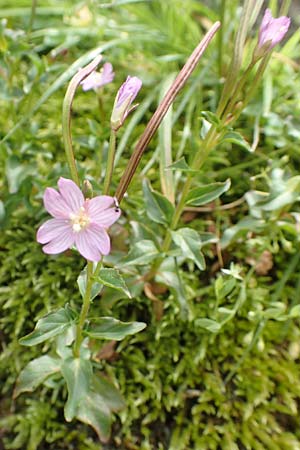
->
xmin=28 ymin=0 xmax=37 ymax=33
xmin=103 ymin=129 xmax=117 ymax=195
xmin=146 ymin=128 xmax=219 ymax=280
xmin=74 ymin=262 xmax=94 ymax=357
xmin=62 ymin=54 xmax=102 ymax=185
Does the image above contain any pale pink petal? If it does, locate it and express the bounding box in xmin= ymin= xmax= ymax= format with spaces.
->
xmin=41 ymin=228 xmax=75 ymax=255
xmin=86 ymin=196 xmax=121 ymax=226
xmin=101 ymin=63 xmax=115 ymax=84
xmin=43 ymin=188 xmax=73 ymax=219
xmin=258 ymin=9 xmax=291 ymax=49
xmin=75 ymin=224 xmax=111 ymax=261
xmin=57 ymin=177 xmax=84 ymax=213
xmin=37 ymin=218 xmax=71 ymax=244
xmin=81 ymin=72 xmax=104 ymax=91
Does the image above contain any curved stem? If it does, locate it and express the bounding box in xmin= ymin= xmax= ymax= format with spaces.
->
xmin=103 ymin=129 xmax=117 ymax=195
xmin=74 ymin=261 xmax=94 ymax=357
xmin=62 ymin=55 xmax=102 ymax=185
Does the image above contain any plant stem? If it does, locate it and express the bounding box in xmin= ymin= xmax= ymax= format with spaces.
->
xmin=103 ymin=129 xmax=117 ymax=195
xmin=28 ymin=0 xmax=37 ymax=33
xmin=62 ymin=55 xmax=102 ymax=185
xmin=74 ymin=261 xmax=94 ymax=357
xmin=115 ymin=21 xmax=221 ymax=203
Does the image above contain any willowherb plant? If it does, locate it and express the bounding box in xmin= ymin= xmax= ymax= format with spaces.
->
xmin=15 ymin=2 xmax=292 ymax=442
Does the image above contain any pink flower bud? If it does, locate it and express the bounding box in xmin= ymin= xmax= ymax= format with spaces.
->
xmin=111 ymin=76 xmax=142 ymax=131
xmin=255 ymin=9 xmax=290 ymax=59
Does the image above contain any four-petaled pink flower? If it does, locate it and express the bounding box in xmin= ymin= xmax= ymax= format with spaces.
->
xmin=256 ymin=9 xmax=290 ymax=57
xmin=81 ymin=62 xmax=115 ymax=91
xmin=37 ymin=177 xmax=121 ymax=262
xmin=111 ymin=76 xmax=142 ymax=131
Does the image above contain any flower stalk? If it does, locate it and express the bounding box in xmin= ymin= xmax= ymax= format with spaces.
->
xmin=103 ymin=129 xmax=117 ymax=195
xmin=74 ymin=261 xmax=94 ymax=357
xmin=62 ymin=55 xmax=103 ymax=186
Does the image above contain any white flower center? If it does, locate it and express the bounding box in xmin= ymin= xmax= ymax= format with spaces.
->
xmin=70 ymin=206 xmax=90 ymax=232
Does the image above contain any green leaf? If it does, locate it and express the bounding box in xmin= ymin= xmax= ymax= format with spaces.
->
xmin=171 ymin=228 xmax=206 ymax=270
xmin=19 ymin=306 xmax=76 ymax=346
xmin=195 ymin=318 xmax=222 ymax=333
xmin=200 ymin=110 xmax=221 ymax=127
xmin=14 ymin=355 xmax=61 ymax=397
xmin=86 ymin=317 xmax=146 ymax=341
xmin=221 ymin=217 xmax=265 ymax=248
xmin=61 ymin=356 xmax=93 ymax=421
xmin=121 ymin=239 xmax=159 ymax=266
xmin=77 ymin=266 xmax=103 ymax=300
xmin=93 ymin=375 xmax=125 ymax=412
xmin=95 ymin=268 xmax=131 ymax=298
xmin=76 ymin=391 xmax=111 ymax=443
xmin=222 ymin=131 xmax=252 ymax=152
xmin=290 ymin=304 xmax=300 ymax=318
xmin=259 ymin=176 xmax=300 ymax=211
xmin=186 ymin=179 xmax=231 ymax=206
xmin=166 ymin=157 xmax=197 ymax=173
xmin=158 ymin=73 xmax=176 ymax=203
xmin=143 ymin=179 xmax=174 ymax=225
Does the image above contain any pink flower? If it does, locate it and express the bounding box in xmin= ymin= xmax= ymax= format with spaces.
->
xmin=81 ymin=62 xmax=115 ymax=91
xmin=37 ymin=177 xmax=121 ymax=262
xmin=111 ymin=76 xmax=142 ymax=131
xmin=257 ymin=9 xmax=290 ymax=52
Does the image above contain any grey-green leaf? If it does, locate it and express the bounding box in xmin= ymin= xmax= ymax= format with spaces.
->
xmin=171 ymin=228 xmax=206 ymax=270
xmin=61 ymin=356 xmax=93 ymax=421
xmin=195 ymin=318 xmax=222 ymax=333
xmin=222 ymin=131 xmax=252 ymax=152
xmin=166 ymin=157 xmax=197 ymax=173
xmin=76 ymin=391 xmax=111 ymax=443
xmin=121 ymin=239 xmax=159 ymax=266
xmin=186 ymin=179 xmax=231 ymax=206
xmin=93 ymin=375 xmax=125 ymax=412
xmin=14 ymin=355 xmax=61 ymax=397
xmin=78 ymin=266 xmax=103 ymax=300
xmin=86 ymin=317 xmax=146 ymax=341
xmin=95 ymin=268 xmax=131 ymax=298
xmin=143 ymin=179 xmax=174 ymax=225
xmin=19 ymin=307 xmax=76 ymax=346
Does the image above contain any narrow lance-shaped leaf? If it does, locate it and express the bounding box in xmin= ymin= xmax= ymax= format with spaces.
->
xmin=86 ymin=317 xmax=146 ymax=340
xmin=186 ymin=179 xmax=231 ymax=206
xmin=158 ymin=73 xmax=176 ymax=203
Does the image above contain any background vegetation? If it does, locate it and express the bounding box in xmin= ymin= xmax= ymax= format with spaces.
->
xmin=1 ymin=0 xmax=300 ymax=449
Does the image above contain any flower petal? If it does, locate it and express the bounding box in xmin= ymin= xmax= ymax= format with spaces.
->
xmin=57 ymin=177 xmax=84 ymax=213
xmin=37 ymin=218 xmax=71 ymax=244
xmin=43 ymin=188 xmax=73 ymax=219
xmin=75 ymin=225 xmax=111 ymax=261
xmin=41 ymin=227 xmax=75 ymax=255
xmin=86 ymin=196 xmax=121 ymax=227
